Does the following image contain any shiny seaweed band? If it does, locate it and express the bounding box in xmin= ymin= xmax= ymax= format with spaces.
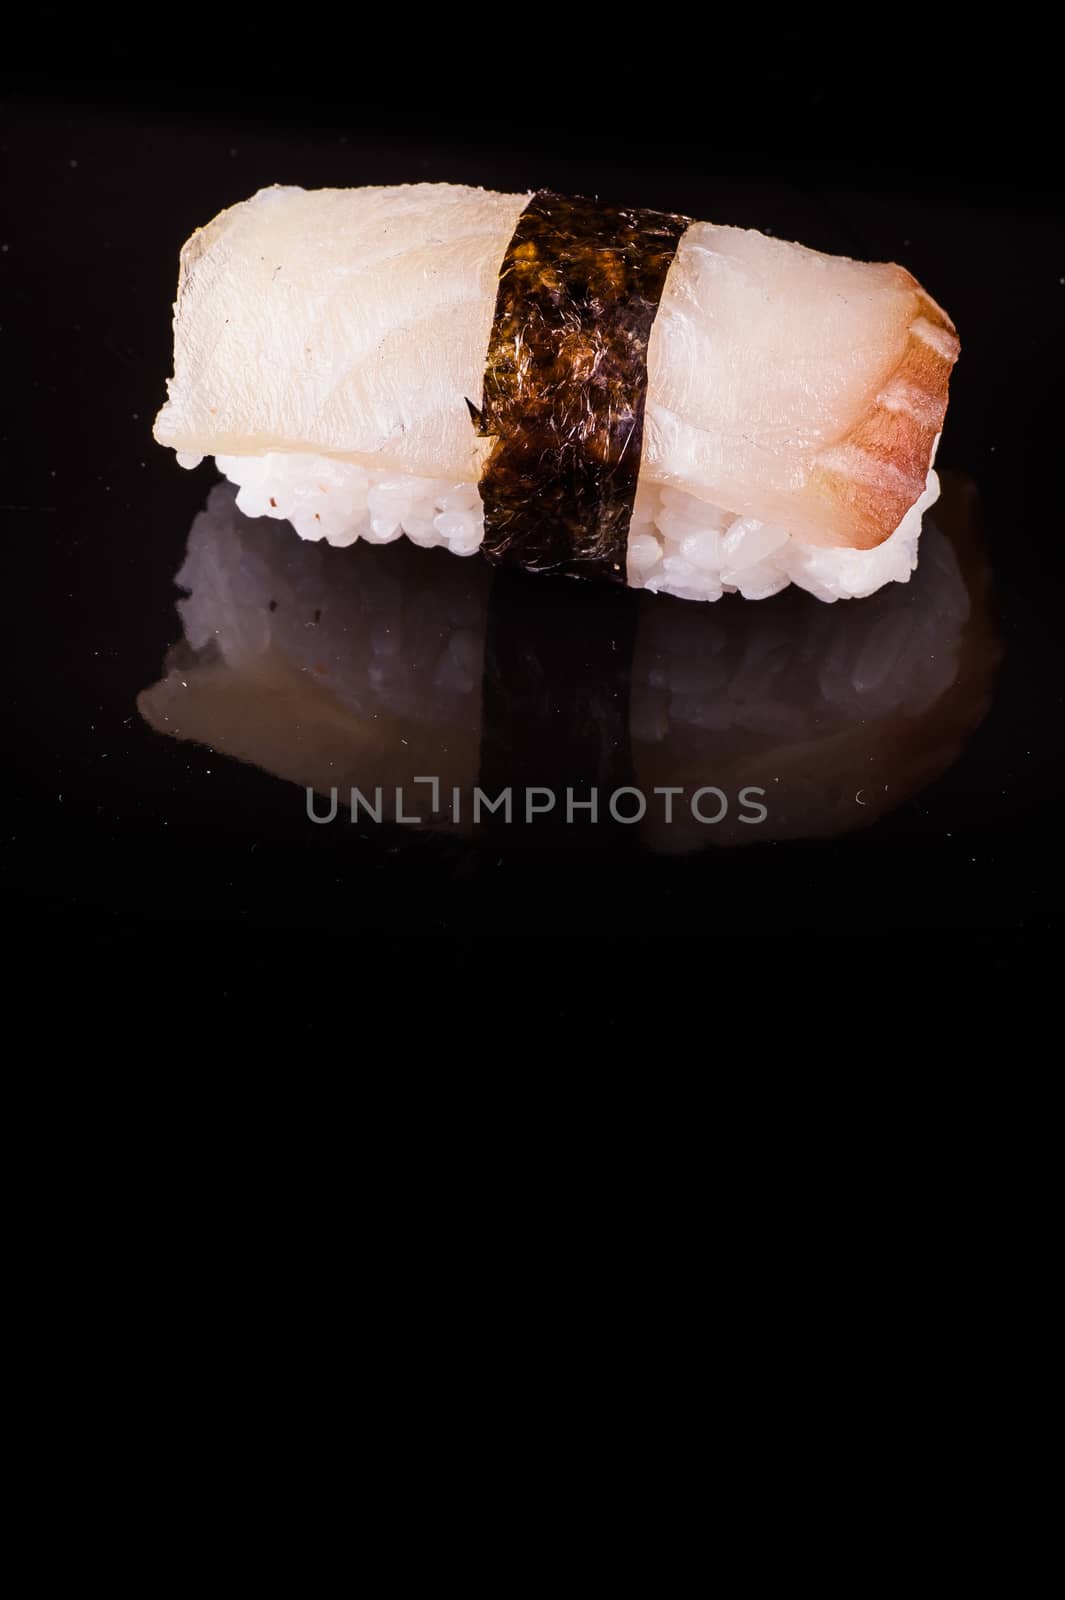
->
xmin=473 ymin=190 xmax=690 ymax=582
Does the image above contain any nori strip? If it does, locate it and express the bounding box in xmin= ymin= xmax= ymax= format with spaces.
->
xmin=475 ymin=190 xmax=689 ymax=583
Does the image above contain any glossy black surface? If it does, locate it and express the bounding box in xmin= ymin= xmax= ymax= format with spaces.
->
xmin=4 ymin=86 xmax=1063 ymax=936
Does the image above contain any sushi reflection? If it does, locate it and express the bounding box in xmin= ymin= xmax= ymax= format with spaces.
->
xmin=631 ymin=472 xmax=999 ymax=848
xmin=139 ymin=483 xmax=490 ymax=830
xmin=139 ymin=473 xmax=1000 ymax=849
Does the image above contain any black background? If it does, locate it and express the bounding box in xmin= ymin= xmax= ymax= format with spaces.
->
xmin=4 ymin=35 xmax=1063 ymax=944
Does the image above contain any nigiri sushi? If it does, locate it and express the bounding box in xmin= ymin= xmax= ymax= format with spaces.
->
xmin=154 ymin=183 xmax=960 ymax=603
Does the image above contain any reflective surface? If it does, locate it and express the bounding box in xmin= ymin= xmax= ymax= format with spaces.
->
xmin=6 ymin=105 xmax=1063 ymax=936
xmin=139 ymin=472 xmax=1000 ymax=854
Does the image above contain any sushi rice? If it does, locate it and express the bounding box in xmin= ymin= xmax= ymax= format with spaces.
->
xmin=179 ymin=448 xmax=940 ymax=604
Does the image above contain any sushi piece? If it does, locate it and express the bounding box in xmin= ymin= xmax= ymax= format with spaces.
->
xmin=154 ymin=184 xmax=960 ymax=603
xmin=139 ymin=471 xmax=999 ymax=846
